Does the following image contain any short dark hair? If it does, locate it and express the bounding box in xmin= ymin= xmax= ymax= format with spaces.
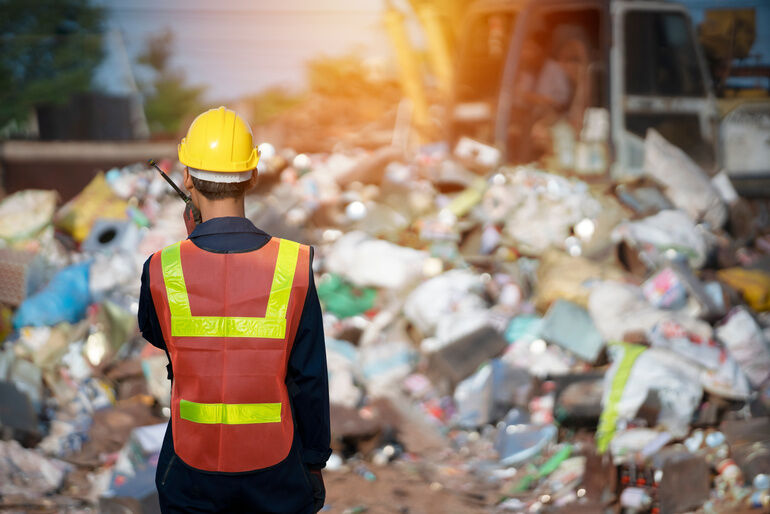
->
xmin=190 ymin=176 xmax=251 ymax=200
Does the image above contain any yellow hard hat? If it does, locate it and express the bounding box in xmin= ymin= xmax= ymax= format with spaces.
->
xmin=178 ymin=106 xmax=260 ymax=173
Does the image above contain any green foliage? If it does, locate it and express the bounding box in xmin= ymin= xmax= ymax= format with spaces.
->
xmin=0 ymin=0 xmax=105 ymax=129
xmin=243 ymin=87 xmax=305 ymax=125
xmin=137 ymin=29 xmax=206 ymax=136
xmin=306 ymin=54 xmax=381 ymax=98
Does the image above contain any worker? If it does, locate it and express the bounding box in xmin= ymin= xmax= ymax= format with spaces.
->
xmin=138 ymin=106 xmax=331 ymax=513
xmin=515 ymin=30 xmax=573 ymax=113
xmin=508 ymin=29 xmax=573 ymax=162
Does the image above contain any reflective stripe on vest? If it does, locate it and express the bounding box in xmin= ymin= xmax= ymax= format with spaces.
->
xmin=149 ymin=237 xmax=310 ymax=471
xmin=160 ymin=238 xmax=300 ymax=339
xmin=180 ymin=399 xmax=281 ymax=424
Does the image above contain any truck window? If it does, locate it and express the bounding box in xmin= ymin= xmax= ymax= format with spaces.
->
xmin=455 ymin=13 xmax=515 ymax=103
xmin=624 ymin=11 xmax=705 ymax=97
xmin=504 ymin=7 xmax=605 ymax=163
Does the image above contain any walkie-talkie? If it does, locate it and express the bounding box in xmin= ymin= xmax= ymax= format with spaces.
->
xmin=148 ymin=159 xmax=202 ymax=236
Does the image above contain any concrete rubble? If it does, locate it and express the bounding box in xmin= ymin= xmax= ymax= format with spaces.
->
xmin=0 ymin=127 xmax=769 ymax=513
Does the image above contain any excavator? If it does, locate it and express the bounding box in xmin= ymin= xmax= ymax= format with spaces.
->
xmin=697 ymin=6 xmax=770 ymax=196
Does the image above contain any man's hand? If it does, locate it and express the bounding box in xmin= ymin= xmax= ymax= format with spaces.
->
xmin=308 ymin=468 xmax=325 ymax=512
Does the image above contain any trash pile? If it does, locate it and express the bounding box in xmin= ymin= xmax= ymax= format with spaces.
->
xmin=1 ymin=124 xmax=769 ymax=512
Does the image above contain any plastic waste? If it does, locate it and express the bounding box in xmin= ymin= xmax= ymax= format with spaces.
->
xmin=425 ymin=324 xmax=508 ymax=389
xmin=326 ymin=338 xmax=362 ymax=408
xmin=643 ymin=268 xmax=688 ymax=310
xmin=317 ymin=274 xmax=376 ymax=319
xmin=13 ymin=262 xmax=91 ymax=328
xmin=497 ymin=167 xmax=602 ymax=256
xmin=55 ymin=172 xmax=129 ymax=242
xmin=589 ymin=280 xmax=712 ymax=343
xmin=717 ymin=268 xmax=770 ymax=312
xmin=452 ymin=359 xmax=530 ymax=428
xmin=0 ymin=440 xmax=71 ymax=497
xmin=359 ymin=340 xmax=416 ymax=397
xmin=81 ymin=219 xmax=142 ymax=255
xmin=648 ymin=320 xmax=722 ymax=370
xmin=715 ymin=307 xmax=770 ymax=387
xmin=598 ymin=343 xmax=703 ymax=451
xmin=403 ymin=269 xmax=487 ymax=336
xmin=0 ymin=190 xmax=57 ymax=244
xmin=540 ymin=299 xmax=604 ymax=363
xmin=644 ymin=128 xmax=726 ymax=228
xmin=612 ymin=210 xmax=708 ymax=269
xmin=648 ymin=320 xmax=751 ymax=400
xmin=453 ymin=363 xmax=494 ymax=428
xmin=534 ymin=249 xmax=624 ymax=312
xmin=504 ymin=315 xmax=543 ymax=344
xmin=454 ymin=137 xmax=501 ymax=169
xmin=324 ymin=231 xmax=427 ymax=290
xmin=508 ymin=443 xmax=572 ymax=493
xmin=620 ymin=487 xmax=653 ymax=510
xmin=495 ymin=409 xmax=558 ymax=467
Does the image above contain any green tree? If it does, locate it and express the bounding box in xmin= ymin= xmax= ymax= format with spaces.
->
xmin=0 ymin=0 xmax=105 ymax=129
xmin=243 ymin=87 xmax=305 ymax=126
xmin=137 ymin=29 xmax=206 ymax=136
xmin=306 ymin=54 xmax=378 ymax=98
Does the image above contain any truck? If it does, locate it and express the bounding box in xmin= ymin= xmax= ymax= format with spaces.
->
xmin=390 ymin=0 xmax=722 ymax=181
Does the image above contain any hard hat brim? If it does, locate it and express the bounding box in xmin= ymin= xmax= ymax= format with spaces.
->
xmin=187 ymin=168 xmax=254 ymax=183
xmin=178 ymin=142 xmax=260 ymax=173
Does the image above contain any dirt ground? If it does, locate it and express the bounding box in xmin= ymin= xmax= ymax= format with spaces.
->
xmin=323 ymin=464 xmax=491 ymax=514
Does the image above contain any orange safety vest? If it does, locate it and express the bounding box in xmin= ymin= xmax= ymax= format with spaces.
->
xmin=148 ymin=237 xmax=310 ymax=473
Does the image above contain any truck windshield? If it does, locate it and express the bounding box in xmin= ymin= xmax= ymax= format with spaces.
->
xmin=456 ymin=12 xmax=516 ymax=103
xmin=624 ymin=11 xmax=706 ymax=97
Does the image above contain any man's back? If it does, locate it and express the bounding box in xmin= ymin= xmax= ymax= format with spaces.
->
xmin=139 ymin=219 xmax=330 ymax=513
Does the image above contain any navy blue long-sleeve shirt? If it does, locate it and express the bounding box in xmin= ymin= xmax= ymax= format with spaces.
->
xmin=138 ymin=217 xmax=331 ymax=512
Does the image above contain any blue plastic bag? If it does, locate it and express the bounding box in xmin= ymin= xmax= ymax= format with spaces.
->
xmin=13 ymin=262 xmax=91 ymax=328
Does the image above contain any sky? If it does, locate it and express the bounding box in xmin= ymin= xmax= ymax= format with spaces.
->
xmin=94 ymin=0 xmax=770 ymax=101
xmin=93 ymin=0 xmax=399 ymax=101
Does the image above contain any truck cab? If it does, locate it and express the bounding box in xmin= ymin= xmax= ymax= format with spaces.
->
xmin=451 ymin=0 xmax=719 ymax=179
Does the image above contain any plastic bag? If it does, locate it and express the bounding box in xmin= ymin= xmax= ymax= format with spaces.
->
xmin=498 ymin=167 xmax=602 ymax=256
xmin=359 ymin=340 xmax=416 ymax=397
xmin=453 ymin=362 xmax=494 ymax=428
xmin=324 ymin=231 xmax=427 ymax=290
xmin=453 ymin=359 xmax=532 ymax=428
xmin=612 ymin=210 xmax=708 ymax=269
xmin=644 ymin=129 xmax=726 ymax=228
xmin=403 ymin=269 xmax=487 ymax=336
xmin=495 ymin=412 xmax=558 ymax=466
xmin=55 ymin=173 xmax=128 ymax=242
xmin=649 ymin=320 xmax=751 ymax=400
xmin=715 ymin=307 xmax=770 ymax=387
xmin=541 ymin=299 xmax=604 ymax=363
xmin=317 ymin=274 xmax=377 ymax=319
xmin=0 ymin=190 xmax=57 ymax=244
xmin=13 ymin=262 xmax=91 ymax=328
xmin=326 ymin=338 xmax=362 ymax=408
xmin=588 ymin=280 xmax=712 ymax=343
xmin=601 ymin=345 xmax=703 ymax=441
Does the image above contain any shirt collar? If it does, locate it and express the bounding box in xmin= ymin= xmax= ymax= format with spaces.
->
xmin=188 ymin=216 xmax=269 ymax=239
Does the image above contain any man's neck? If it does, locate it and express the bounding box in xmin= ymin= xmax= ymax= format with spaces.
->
xmin=198 ymin=198 xmax=246 ymax=222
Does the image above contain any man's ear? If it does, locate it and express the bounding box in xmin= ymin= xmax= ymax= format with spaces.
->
xmin=247 ymin=170 xmax=258 ymax=191
xmin=183 ymin=167 xmax=194 ymax=192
